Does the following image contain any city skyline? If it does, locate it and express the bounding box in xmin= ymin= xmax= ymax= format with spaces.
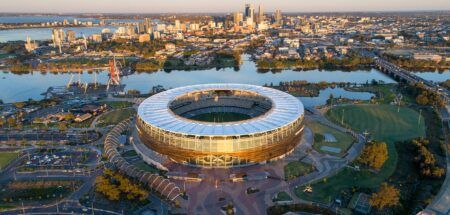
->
xmin=1 ymin=0 xmax=450 ymax=13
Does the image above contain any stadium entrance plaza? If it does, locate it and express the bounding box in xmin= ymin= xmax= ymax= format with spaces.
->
xmin=129 ymin=114 xmax=362 ymax=214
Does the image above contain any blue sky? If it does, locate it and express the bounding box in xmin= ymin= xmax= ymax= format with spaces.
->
xmin=2 ymin=0 xmax=450 ymax=13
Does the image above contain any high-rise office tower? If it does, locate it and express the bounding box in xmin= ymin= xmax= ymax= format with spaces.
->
xmin=275 ymin=9 xmax=282 ymax=25
xmin=52 ymin=28 xmax=65 ymax=46
xmin=67 ymin=30 xmax=76 ymax=42
xmin=144 ymin=18 xmax=152 ymax=33
xmin=25 ymin=36 xmax=38 ymax=52
xmin=138 ymin=22 xmax=146 ymax=34
xmin=258 ymin=4 xmax=264 ymax=24
xmin=233 ymin=12 xmax=243 ymax=25
xmin=51 ymin=28 xmax=65 ymax=53
xmin=245 ymin=3 xmax=254 ymax=21
xmin=175 ymin=20 xmax=181 ymax=30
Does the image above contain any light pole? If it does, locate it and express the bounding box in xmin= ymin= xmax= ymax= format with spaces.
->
xmin=418 ymin=109 xmax=422 ymax=125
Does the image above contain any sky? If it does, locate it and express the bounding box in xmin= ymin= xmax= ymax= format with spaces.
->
xmin=1 ymin=0 xmax=450 ymax=13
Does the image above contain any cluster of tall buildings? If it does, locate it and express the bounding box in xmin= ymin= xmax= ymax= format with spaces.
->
xmin=232 ymin=3 xmax=282 ymax=29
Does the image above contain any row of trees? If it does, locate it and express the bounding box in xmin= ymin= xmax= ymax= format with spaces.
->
xmin=95 ymin=168 xmax=148 ymax=201
xmin=35 ymin=59 xmax=108 ymax=71
xmin=411 ymin=138 xmax=445 ymax=178
xmin=135 ymin=59 xmax=163 ymax=71
xmin=402 ymin=83 xmax=445 ymax=108
xmin=441 ymin=79 xmax=450 ymax=89
xmin=89 ymin=39 xmax=168 ymax=58
xmin=383 ymin=53 xmax=450 ymax=70
xmin=256 ymin=55 xmax=373 ymax=70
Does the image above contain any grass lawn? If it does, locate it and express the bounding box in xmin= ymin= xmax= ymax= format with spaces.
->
xmin=295 ymin=104 xmax=426 ymax=203
xmin=273 ymin=191 xmax=293 ymax=202
xmin=307 ymin=121 xmax=354 ymax=157
xmin=347 ymin=84 xmax=416 ymax=104
xmin=0 ymin=53 xmax=15 ymax=59
xmin=0 ymin=205 xmax=15 ymax=210
xmin=0 ymin=152 xmax=18 ymax=170
xmin=284 ymin=161 xmax=315 ymax=180
xmin=70 ymin=118 xmax=94 ymax=128
xmin=122 ymin=150 xmax=137 ymax=157
xmin=101 ymin=101 xmax=134 ymax=109
xmin=97 ymin=109 xmax=136 ymax=127
xmin=134 ymin=161 xmax=160 ymax=174
xmin=347 ymin=84 xmax=396 ymax=104
xmin=326 ymin=104 xmax=425 ymax=142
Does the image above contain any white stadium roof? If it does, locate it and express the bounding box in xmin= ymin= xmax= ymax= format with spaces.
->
xmin=138 ymin=83 xmax=304 ymax=136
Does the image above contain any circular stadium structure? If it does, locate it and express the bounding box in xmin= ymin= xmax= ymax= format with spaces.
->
xmin=136 ymin=84 xmax=305 ymax=168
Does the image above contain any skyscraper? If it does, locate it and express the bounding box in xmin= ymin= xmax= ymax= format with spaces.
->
xmin=25 ymin=36 xmax=38 ymax=52
xmin=51 ymin=28 xmax=65 ymax=53
xmin=233 ymin=12 xmax=243 ymax=25
xmin=175 ymin=20 xmax=181 ymax=30
xmin=138 ymin=22 xmax=146 ymax=34
xmin=258 ymin=4 xmax=264 ymax=24
xmin=275 ymin=9 xmax=282 ymax=25
xmin=244 ymin=3 xmax=254 ymax=22
xmin=67 ymin=30 xmax=76 ymax=42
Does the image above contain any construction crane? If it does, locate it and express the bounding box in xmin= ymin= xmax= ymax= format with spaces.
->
xmin=84 ymin=82 xmax=88 ymax=94
xmin=106 ymin=56 xmax=121 ymax=91
xmin=82 ymin=34 xmax=87 ymax=50
xmin=66 ymin=74 xmax=74 ymax=89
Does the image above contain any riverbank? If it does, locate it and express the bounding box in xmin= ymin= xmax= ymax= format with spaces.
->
xmin=255 ymin=56 xmax=374 ymax=71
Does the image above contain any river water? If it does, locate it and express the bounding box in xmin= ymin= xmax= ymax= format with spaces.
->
xmin=0 ymin=26 xmax=120 ymax=42
xmin=0 ymin=56 xmax=393 ymax=103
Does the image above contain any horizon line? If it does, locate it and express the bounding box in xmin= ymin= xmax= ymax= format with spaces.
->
xmin=1 ymin=9 xmax=449 ymax=15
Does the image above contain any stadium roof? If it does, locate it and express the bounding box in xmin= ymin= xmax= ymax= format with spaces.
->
xmin=138 ymin=83 xmax=304 ymax=136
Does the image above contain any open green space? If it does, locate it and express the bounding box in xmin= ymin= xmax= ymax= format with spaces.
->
xmin=284 ymin=161 xmax=315 ymax=180
xmin=122 ymin=150 xmax=137 ymax=157
xmin=326 ymin=104 xmax=425 ymax=142
xmin=295 ymin=104 xmax=425 ymax=203
xmin=134 ymin=161 xmax=160 ymax=174
xmin=0 ymin=180 xmax=79 ymax=203
xmin=97 ymin=109 xmax=136 ymax=127
xmin=0 ymin=205 xmax=16 ymax=211
xmin=307 ymin=121 xmax=354 ymax=157
xmin=347 ymin=84 xmax=396 ymax=104
xmin=273 ymin=191 xmax=293 ymax=202
xmin=348 ymin=83 xmax=416 ymax=104
xmin=101 ymin=101 xmax=134 ymax=109
xmin=0 ymin=152 xmax=18 ymax=170
xmin=387 ymin=108 xmax=446 ymax=213
xmin=0 ymin=53 xmax=15 ymax=59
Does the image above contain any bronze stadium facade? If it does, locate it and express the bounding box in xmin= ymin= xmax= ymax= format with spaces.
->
xmin=136 ymin=84 xmax=305 ymax=168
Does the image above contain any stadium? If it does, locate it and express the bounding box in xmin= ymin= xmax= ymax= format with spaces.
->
xmin=136 ymin=84 xmax=305 ymax=167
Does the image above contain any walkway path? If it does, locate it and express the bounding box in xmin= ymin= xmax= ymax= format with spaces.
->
xmin=422 ymin=107 xmax=450 ymax=215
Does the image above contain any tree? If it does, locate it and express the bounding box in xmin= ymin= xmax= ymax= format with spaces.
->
xmin=7 ymin=117 xmax=15 ymax=128
xmin=95 ymin=169 xmax=148 ymax=202
xmin=58 ymin=122 xmax=68 ymax=131
xmin=13 ymin=102 xmax=26 ymax=109
xmin=370 ymin=183 xmax=400 ymax=210
xmin=358 ymin=141 xmax=388 ymax=170
xmin=95 ymin=176 xmax=120 ymax=201
xmin=416 ymin=92 xmax=429 ymax=105
xmin=64 ymin=113 xmax=75 ymax=122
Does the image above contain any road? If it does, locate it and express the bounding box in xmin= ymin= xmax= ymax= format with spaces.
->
xmin=422 ymin=107 xmax=450 ymax=215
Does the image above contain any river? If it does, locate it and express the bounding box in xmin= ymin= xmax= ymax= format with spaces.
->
xmin=0 ymin=26 xmax=120 ymax=42
xmin=0 ymin=56 xmax=395 ymax=103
